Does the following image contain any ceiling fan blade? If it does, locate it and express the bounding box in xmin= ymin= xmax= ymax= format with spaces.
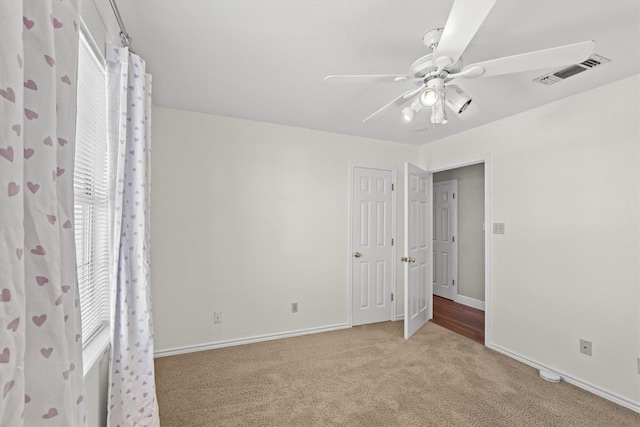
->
xmin=433 ymin=0 xmax=496 ymax=68
xmin=459 ymin=40 xmax=595 ymax=78
xmin=403 ymin=84 xmax=426 ymax=99
xmin=324 ymin=75 xmax=410 ymax=84
xmin=362 ymin=89 xmax=416 ymax=122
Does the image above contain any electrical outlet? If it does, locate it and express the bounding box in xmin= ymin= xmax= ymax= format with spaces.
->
xmin=214 ymin=312 xmax=222 ymax=324
xmin=493 ymin=223 xmax=505 ymax=234
xmin=579 ymin=339 xmax=592 ymax=356
xmin=291 ymin=302 xmax=298 ymax=314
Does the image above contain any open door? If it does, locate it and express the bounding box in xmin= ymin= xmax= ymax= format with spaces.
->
xmin=404 ymin=163 xmax=430 ymax=339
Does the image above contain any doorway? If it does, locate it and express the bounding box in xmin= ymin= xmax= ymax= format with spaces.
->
xmin=432 ymin=163 xmax=486 ymax=343
xmin=432 ymin=295 xmax=485 ymax=344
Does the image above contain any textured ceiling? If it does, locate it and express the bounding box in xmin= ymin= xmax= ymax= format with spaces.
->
xmin=95 ymin=0 xmax=640 ymax=145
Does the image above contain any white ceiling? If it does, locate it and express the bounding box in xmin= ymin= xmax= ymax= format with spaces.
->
xmin=95 ymin=0 xmax=640 ymax=146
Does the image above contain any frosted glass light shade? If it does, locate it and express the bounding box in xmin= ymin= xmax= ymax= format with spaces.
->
xmin=419 ymin=88 xmax=439 ymax=107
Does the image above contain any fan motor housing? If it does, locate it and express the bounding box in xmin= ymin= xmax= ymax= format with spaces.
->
xmin=410 ymin=54 xmax=463 ymax=81
xmin=423 ymin=28 xmax=444 ymax=49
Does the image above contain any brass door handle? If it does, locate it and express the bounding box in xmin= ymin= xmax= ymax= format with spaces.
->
xmin=401 ymin=257 xmax=408 ymax=262
xmin=354 ymin=252 xmax=362 ymax=258
xmin=408 ymin=257 xmax=416 ymax=263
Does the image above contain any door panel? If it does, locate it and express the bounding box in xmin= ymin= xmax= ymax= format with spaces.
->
xmin=404 ymin=163 xmax=430 ymax=339
xmin=433 ymin=180 xmax=458 ymax=300
xmin=352 ymin=167 xmax=393 ymax=325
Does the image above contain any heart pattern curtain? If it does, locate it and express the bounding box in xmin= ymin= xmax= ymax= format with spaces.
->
xmin=106 ymin=46 xmax=159 ymax=426
xmin=0 ymin=0 xmax=86 ymax=425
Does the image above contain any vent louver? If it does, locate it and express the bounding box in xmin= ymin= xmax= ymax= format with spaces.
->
xmin=533 ymin=54 xmax=611 ymax=86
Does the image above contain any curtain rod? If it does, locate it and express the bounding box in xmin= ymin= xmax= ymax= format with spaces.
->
xmin=108 ymin=0 xmax=134 ymax=50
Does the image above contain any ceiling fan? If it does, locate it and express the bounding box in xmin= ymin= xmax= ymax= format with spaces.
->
xmin=324 ymin=0 xmax=595 ymax=126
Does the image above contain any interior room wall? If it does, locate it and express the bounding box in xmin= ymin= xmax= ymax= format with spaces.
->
xmin=150 ymin=108 xmax=419 ymax=353
xmin=420 ymin=75 xmax=640 ymax=407
xmin=433 ymin=164 xmax=485 ymax=304
xmin=78 ymin=1 xmax=639 ymax=413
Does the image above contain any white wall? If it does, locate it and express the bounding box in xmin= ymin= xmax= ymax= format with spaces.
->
xmin=150 ymin=108 xmax=419 ymax=352
xmin=83 ymin=347 xmax=109 ymax=427
xmin=434 ymin=163 xmax=485 ymax=302
xmin=420 ymin=75 xmax=640 ymax=406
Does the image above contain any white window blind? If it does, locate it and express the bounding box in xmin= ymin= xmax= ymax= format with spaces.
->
xmin=75 ymin=30 xmax=110 ymax=347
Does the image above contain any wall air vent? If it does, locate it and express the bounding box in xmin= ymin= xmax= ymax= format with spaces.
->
xmin=533 ymin=54 xmax=611 ymax=86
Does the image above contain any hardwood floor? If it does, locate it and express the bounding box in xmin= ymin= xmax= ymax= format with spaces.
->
xmin=432 ymin=295 xmax=485 ymax=344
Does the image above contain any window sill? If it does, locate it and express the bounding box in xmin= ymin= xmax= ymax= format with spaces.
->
xmin=82 ymin=326 xmax=110 ymax=377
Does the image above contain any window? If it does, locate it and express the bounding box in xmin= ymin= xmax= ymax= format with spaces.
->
xmin=74 ymin=29 xmax=110 ymax=347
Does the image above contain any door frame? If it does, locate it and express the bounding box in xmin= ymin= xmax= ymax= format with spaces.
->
xmin=347 ymin=162 xmax=398 ymax=327
xmin=426 ymin=155 xmax=492 ymax=345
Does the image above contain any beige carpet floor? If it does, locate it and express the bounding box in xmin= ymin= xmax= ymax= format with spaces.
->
xmin=155 ymin=321 xmax=640 ymax=426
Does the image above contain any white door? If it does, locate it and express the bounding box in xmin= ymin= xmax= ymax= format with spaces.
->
xmin=404 ymin=163 xmax=430 ymax=339
xmin=352 ymin=166 xmax=394 ymax=326
xmin=433 ymin=180 xmax=458 ymax=300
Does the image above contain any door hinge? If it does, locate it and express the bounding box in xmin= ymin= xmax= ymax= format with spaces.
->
xmin=391 ymin=183 xmax=394 ymax=191
xmin=391 ymin=238 xmax=394 ymax=246
xmin=452 ymin=279 xmax=455 ymax=286
xmin=391 ymin=293 xmax=394 ymax=302
xmin=452 ymin=236 xmax=455 ymax=243
xmin=453 ymin=192 xmax=455 ymax=199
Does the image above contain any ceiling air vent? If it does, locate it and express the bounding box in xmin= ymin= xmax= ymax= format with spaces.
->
xmin=533 ymin=54 xmax=611 ymax=86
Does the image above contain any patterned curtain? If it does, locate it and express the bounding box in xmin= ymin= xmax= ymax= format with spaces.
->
xmin=106 ymin=46 xmax=159 ymax=426
xmin=0 ymin=0 xmax=86 ymax=425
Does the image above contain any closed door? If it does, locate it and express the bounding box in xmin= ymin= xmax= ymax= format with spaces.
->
xmin=352 ymin=166 xmax=393 ymax=326
xmin=404 ymin=163 xmax=430 ymax=339
xmin=433 ymin=180 xmax=458 ymax=300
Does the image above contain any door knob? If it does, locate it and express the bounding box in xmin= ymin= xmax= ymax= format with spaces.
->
xmin=354 ymin=252 xmax=362 ymax=258
xmin=401 ymin=257 xmax=408 ymax=262
xmin=408 ymin=257 xmax=416 ymax=263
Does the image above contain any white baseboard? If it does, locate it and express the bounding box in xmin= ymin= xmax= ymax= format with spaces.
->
xmin=454 ymin=294 xmax=485 ymax=311
xmin=395 ymin=315 xmax=404 ymax=321
xmin=487 ymin=343 xmax=640 ymax=414
xmin=154 ymin=323 xmax=350 ymax=358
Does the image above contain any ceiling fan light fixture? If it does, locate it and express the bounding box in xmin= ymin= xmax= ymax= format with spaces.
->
xmin=430 ymin=97 xmax=446 ymax=124
xmin=419 ymin=88 xmax=439 ymax=107
xmin=402 ymin=106 xmax=415 ymax=122
xmin=446 ymin=85 xmax=473 ymax=114
xmin=420 ymin=77 xmax=445 ymax=107
xmin=402 ymin=98 xmax=423 ymax=123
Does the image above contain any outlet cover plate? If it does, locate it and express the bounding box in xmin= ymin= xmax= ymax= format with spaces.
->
xmin=580 ymin=339 xmax=592 ymax=356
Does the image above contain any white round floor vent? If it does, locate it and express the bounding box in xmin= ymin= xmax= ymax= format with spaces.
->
xmin=539 ymin=370 xmax=561 ymax=383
